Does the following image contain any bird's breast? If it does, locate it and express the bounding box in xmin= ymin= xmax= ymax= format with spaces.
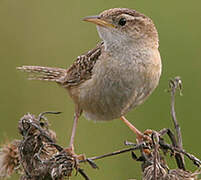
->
xmin=76 ymin=49 xmax=161 ymax=121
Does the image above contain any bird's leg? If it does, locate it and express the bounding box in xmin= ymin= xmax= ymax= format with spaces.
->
xmin=65 ymin=108 xmax=86 ymax=163
xmin=120 ymin=116 xmax=149 ymax=142
xmin=69 ymin=109 xmax=82 ymax=151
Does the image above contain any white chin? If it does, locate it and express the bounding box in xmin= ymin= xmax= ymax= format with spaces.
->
xmin=96 ymin=25 xmax=113 ymax=41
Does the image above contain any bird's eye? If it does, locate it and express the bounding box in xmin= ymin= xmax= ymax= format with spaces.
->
xmin=118 ymin=18 xmax=126 ymax=26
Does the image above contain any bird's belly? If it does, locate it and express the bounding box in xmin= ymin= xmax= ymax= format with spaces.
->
xmin=82 ymin=83 xmax=150 ymax=121
xmin=78 ymin=59 xmax=160 ymax=121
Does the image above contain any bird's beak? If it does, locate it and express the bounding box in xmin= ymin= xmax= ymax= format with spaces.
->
xmin=83 ymin=16 xmax=115 ymax=28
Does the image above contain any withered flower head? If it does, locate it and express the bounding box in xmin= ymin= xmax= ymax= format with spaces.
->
xmin=0 ymin=140 xmax=21 ymax=177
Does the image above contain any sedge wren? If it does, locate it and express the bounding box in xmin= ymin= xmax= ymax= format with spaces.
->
xmin=18 ymin=8 xmax=161 ymax=153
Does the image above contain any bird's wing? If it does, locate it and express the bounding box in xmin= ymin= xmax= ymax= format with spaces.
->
xmin=61 ymin=41 xmax=104 ymax=87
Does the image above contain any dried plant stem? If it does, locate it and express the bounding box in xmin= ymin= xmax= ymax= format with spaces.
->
xmin=169 ymin=77 xmax=185 ymax=169
xmin=80 ymin=143 xmax=146 ymax=163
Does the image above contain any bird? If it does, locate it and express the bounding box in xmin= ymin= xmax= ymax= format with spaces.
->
xmin=18 ymin=8 xmax=162 ymax=156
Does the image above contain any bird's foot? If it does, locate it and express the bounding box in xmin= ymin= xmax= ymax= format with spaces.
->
xmin=64 ymin=146 xmax=98 ymax=170
xmin=64 ymin=146 xmax=85 ymax=167
xmin=143 ymin=129 xmax=158 ymax=143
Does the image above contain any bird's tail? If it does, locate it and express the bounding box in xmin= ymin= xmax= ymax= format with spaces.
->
xmin=17 ymin=66 xmax=67 ymax=83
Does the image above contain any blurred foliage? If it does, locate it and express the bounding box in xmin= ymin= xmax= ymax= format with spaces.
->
xmin=0 ymin=0 xmax=201 ymax=179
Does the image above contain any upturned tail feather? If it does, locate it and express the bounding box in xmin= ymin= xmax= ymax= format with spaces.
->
xmin=17 ymin=66 xmax=66 ymax=82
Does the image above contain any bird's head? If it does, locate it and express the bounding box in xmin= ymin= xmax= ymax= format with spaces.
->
xmin=83 ymin=8 xmax=159 ymax=49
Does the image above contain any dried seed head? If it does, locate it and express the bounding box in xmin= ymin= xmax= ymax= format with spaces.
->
xmin=0 ymin=140 xmax=21 ymax=177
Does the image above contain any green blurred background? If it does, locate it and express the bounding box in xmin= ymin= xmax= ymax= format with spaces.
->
xmin=0 ymin=0 xmax=201 ymax=179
